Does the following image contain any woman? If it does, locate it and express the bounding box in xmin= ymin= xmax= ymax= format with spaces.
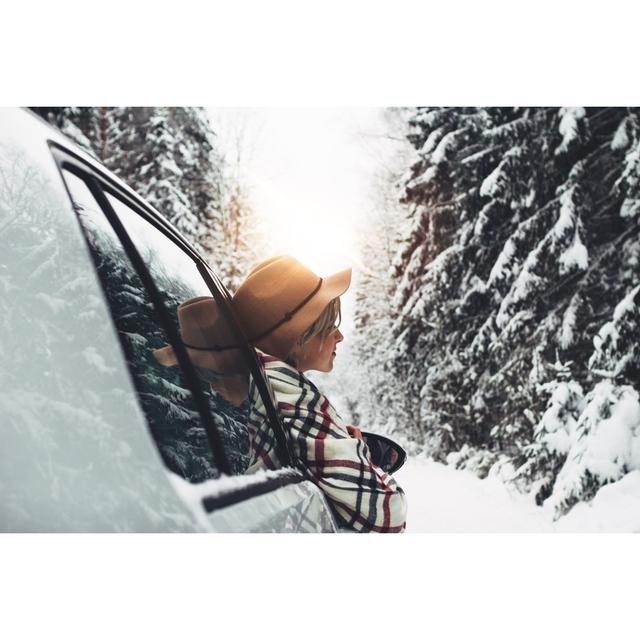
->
xmin=232 ymin=255 xmax=407 ymax=533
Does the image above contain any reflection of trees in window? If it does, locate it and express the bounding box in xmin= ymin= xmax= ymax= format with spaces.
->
xmin=70 ymin=180 xmax=250 ymax=478
xmin=77 ymin=206 xmax=216 ymax=481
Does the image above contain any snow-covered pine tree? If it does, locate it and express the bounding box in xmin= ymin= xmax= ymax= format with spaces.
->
xmin=389 ymin=107 xmax=534 ymax=461
xmin=546 ymin=285 xmax=640 ymax=516
xmin=204 ymin=108 xmax=270 ymax=292
xmin=515 ymin=356 xmax=585 ymax=504
xmin=30 ymin=107 xmax=107 ymax=155
xmin=346 ymin=110 xmax=418 ymax=448
xmin=538 ymin=111 xmax=640 ymax=514
xmin=371 ymin=106 xmax=640 ymax=512
xmin=102 ymin=107 xmax=224 ymax=248
xmin=30 ymin=107 xmax=263 ymax=288
xmin=213 ymin=178 xmax=266 ymax=292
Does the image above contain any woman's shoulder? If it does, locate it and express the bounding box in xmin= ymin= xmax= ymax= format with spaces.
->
xmin=253 ymin=349 xmax=343 ymax=421
xmin=254 ymin=349 xmax=306 ymax=389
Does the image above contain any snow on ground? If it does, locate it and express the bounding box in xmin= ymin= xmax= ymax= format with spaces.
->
xmin=555 ymin=470 xmax=640 ymax=532
xmin=394 ymin=456 xmax=640 ymax=533
xmin=395 ymin=456 xmax=554 ymax=532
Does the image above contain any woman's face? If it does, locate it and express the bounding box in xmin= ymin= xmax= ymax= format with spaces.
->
xmin=295 ymin=326 xmax=344 ymax=373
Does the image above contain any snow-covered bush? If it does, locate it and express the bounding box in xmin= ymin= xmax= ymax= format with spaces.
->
xmin=446 ymin=444 xmax=500 ymax=479
xmin=544 ymin=286 xmax=640 ymax=516
xmin=546 ymin=381 xmax=640 ymax=516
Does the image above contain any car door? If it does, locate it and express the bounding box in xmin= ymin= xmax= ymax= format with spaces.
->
xmin=52 ymin=143 xmax=338 ymax=532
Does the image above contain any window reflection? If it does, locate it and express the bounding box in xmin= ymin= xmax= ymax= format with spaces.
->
xmin=64 ymin=171 xmax=225 ymax=480
xmin=103 ymin=192 xmax=257 ymax=475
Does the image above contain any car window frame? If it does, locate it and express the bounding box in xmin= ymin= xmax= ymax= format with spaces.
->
xmin=48 ymin=142 xmax=299 ymax=488
xmin=57 ymin=160 xmax=236 ymax=478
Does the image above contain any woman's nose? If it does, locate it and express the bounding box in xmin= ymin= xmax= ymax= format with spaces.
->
xmin=335 ymin=329 xmax=344 ymax=344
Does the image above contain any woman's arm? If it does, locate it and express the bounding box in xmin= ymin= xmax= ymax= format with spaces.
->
xmin=261 ymin=356 xmax=407 ymax=533
xmin=298 ymin=422 xmax=407 ymax=533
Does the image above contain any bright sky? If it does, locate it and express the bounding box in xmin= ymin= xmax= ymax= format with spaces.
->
xmin=207 ymin=107 xmax=407 ymax=334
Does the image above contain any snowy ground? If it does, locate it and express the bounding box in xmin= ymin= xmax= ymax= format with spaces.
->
xmin=394 ymin=456 xmax=640 ymax=533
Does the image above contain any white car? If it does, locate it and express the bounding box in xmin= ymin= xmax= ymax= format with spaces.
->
xmin=0 ymin=107 xmax=339 ymax=532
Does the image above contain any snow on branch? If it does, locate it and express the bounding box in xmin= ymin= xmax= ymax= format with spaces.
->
xmin=555 ymin=107 xmax=586 ymax=155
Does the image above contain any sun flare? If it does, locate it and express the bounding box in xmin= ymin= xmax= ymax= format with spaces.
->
xmin=252 ymin=171 xmax=357 ymax=278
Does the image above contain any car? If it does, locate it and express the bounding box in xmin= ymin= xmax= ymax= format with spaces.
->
xmin=0 ymin=107 xmax=340 ymax=532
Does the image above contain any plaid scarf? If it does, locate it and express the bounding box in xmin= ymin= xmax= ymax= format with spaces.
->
xmin=246 ymin=351 xmax=407 ymax=533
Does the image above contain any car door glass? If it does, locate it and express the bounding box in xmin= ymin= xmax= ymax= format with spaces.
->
xmin=102 ymin=191 xmax=273 ymax=475
xmin=62 ymin=170 xmax=231 ymax=482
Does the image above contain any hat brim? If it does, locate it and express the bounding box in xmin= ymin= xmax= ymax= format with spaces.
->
xmin=321 ymin=266 xmax=352 ymax=301
xmin=153 ymin=345 xmax=178 ymax=367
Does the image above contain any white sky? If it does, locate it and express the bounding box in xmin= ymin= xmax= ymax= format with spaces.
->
xmin=207 ymin=107 xmax=409 ymax=335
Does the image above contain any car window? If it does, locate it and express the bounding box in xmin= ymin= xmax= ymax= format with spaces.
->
xmin=62 ymin=170 xmax=249 ymax=481
xmin=103 ymin=190 xmax=261 ymax=475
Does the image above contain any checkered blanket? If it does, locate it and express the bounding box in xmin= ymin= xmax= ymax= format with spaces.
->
xmin=246 ymin=351 xmax=407 ymax=533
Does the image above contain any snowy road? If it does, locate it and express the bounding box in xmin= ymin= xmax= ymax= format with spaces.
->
xmin=394 ymin=456 xmax=640 ymax=533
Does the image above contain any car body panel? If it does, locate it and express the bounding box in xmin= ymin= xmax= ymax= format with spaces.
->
xmin=169 ymin=468 xmax=338 ymax=533
xmin=209 ymin=481 xmax=338 ymax=533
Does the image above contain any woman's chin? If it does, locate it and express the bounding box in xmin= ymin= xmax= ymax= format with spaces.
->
xmin=308 ymin=356 xmax=335 ymax=373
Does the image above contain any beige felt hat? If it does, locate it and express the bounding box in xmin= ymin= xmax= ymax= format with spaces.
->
xmin=233 ymin=255 xmax=352 ymax=360
xmin=152 ymin=296 xmax=246 ymax=373
xmin=153 ymin=255 xmax=351 ymax=365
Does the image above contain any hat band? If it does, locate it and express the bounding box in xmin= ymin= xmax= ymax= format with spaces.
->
xmin=181 ymin=340 xmax=240 ymax=352
xmin=181 ymin=277 xmax=323 ymax=352
xmin=248 ymin=277 xmax=323 ymax=343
